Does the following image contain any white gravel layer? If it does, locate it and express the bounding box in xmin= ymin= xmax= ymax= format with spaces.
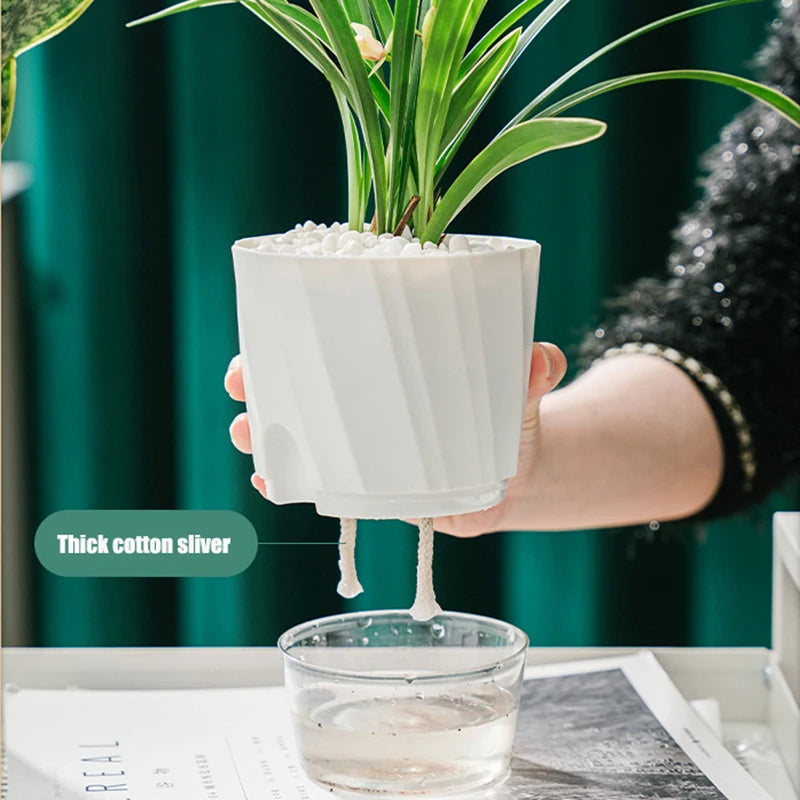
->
xmin=254 ymin=221 xmax=511 ymax=257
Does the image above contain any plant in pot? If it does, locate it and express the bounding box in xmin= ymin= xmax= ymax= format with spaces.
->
xmin=131 ymin=0 xmax=800 ymax=621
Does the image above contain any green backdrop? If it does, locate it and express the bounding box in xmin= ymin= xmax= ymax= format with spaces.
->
xmin=4 ymin=0 xmax=795 ymax=648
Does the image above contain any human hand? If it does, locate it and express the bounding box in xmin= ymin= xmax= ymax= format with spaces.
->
xmin=224 ymin=343 xmax=567 ymax=534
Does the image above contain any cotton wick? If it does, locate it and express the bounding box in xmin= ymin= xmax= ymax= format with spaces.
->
xmin=409 ymin=517 xmax=443 ymax=621
xmin=337 ymin=518 xmax=363 ymax=599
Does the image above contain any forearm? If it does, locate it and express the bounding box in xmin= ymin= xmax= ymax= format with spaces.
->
xmin=502 ymin=354 xmax=724 ymax=531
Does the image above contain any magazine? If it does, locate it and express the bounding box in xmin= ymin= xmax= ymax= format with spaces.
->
xmin=2 ymin=652 xmax=770 ymax=799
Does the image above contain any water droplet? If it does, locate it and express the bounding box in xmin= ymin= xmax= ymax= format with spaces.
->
xmin=414 ymin=693 xmax=424 ymax=701
xmin=431 ymin=623 xmax=446 ymax=639
xmin=721 ymin=150 xmax=734 ymax=162
xmin=594 ymin=327 xmax=605 ymax=339
xmin=701 ymin=228 xmax=713 ymax=239
xmin=390 ymin=626 xmax=399 ymax=636
xmin=361 ymin=637 xmax=369 ymax=646
xmin=713 ymin=282 xmax=725 ymax=293
xmin=752 ymin=126 xmax=765 ymax=139
xmin=649 ymin=520 xmax=661 ymax=532
xmin=311 ymin=634 xmax=321 ymax=645
xmin=692 ymin=316 xmax=703 ymax=327
xmin=357 ymin=617 xmax=372 ymax=629
xmin=735 ymin=143 xmax=748 ymax=155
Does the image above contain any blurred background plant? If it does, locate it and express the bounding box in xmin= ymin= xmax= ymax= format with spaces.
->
xmin=130 ymin=0 xmax=799 ymax=241
xmin=2 ymin=0 xmax=94 ymax=142
xmin=2 ymin=0 xmax=797 ymax=649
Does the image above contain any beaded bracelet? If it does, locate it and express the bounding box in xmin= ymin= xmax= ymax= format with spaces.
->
xmin=598 ymin=342 xmax=756 ymax=493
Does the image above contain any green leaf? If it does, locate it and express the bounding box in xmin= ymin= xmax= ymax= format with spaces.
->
xmin=370 ymin=0 xmax=394 ymax=42
xmin=536 ymin=69 xmax=800 ymax=128
xmin=387 ymin=0 xmax=419 ymax=224
xmin=2 ymin=0 xmax=94 ymax=58
xmin=310 ymin=0 xmax=388 ymax=229
xmin=432 ymin=0 xmax=570 ymax=181
xmin=127 ymin=0 xmax=234 ymax=29
xmin=422 ymin=117 xmax=607 ymax=242
xmin=415 ymin=0 xmax=487 ymax=217
xmin=441 ymin=27 xmax=521 ymax=158
xmin=506 ymin=0 xmax=760 ymax=129
xmin=335 ymin=89 xmax=366 ymax=229
xmin=460 ymin=0 xmax=546 ymax=77
xmin=2 ymin=58 xmax=17 ymax=145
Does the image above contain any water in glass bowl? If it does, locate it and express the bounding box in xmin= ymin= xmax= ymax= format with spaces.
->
xmin=292 ymin=681 xmax=517 ymax=794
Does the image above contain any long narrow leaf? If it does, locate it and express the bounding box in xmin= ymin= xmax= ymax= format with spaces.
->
xmin=310 ymin=0 xmax=388 ymax=229
xmin=536 ymin=70 xmax=800 ymax=128
xmin=128 ymin=0 xmax=233 ymax=28
xmin=442 ymin=28 xmax=521 ymax=159
xmin=370 ymin=0 xmax=394 ymax=41
xmin=416 ymin=0 xmax=487 ymax=217
xmin=335 ymin=89 xmax=366 ymax=228
xmin=423 ymin=117 xmax=607 ymax=242
xmin=388 ymin=0 xmax=419 ymax=225
xmin=460 ymin=0 xmax=546 ymax=77
xmin=505 ymin=0 xmax=760 ymax=130
xmin=369 ymin=72 xmax=391 ymax=121
xmin=433 ymin=0 xmax=570 ymax=184
xmin=341 ymin=0 xmax=364 ymax=24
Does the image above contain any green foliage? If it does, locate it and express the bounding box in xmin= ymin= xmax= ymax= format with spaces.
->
xmin=129 ymin=0 xmax=800 ymax=241
xmin=1 ymin=0 xmax=94 ymax=145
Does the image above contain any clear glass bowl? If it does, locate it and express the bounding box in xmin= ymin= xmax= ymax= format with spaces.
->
xmin=278 ymin=610 xmax=528 ymax=795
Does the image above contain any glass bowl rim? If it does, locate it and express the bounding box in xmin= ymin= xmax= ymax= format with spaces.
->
xmin=277 ymin=609 xmax=529 ymax=683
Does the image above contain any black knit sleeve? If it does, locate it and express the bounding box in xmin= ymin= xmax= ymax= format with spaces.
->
xmin=580 ymin=1 xmax=800 ymax=519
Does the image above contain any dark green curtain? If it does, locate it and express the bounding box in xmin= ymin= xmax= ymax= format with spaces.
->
xmin=3 ymin=0 xmax=793 ymax=648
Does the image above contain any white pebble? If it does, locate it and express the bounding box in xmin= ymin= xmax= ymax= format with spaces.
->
xmin=338 ymin=230 xmax=362 ymax=247
xmin=321 ymin=233 xmax=339 ymax=251
xmin=253 ymin=223 xmax=493 ymax=258
xmin=343 ymin=239 xmax=364 ymax=256
xmin=449 ymin=234 xmax=469 ymax=252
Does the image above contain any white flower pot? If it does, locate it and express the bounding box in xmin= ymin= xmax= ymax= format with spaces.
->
xmin=232 ymin=235 xmax=540 ymax=520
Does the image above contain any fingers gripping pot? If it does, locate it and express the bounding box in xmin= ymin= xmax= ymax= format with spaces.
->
xmin=232 ymin=235 xmax=540 ymax=520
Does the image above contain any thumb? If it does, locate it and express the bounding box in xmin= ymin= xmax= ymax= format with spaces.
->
xmin=527 ymin=342 xmax=568 ymax=408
